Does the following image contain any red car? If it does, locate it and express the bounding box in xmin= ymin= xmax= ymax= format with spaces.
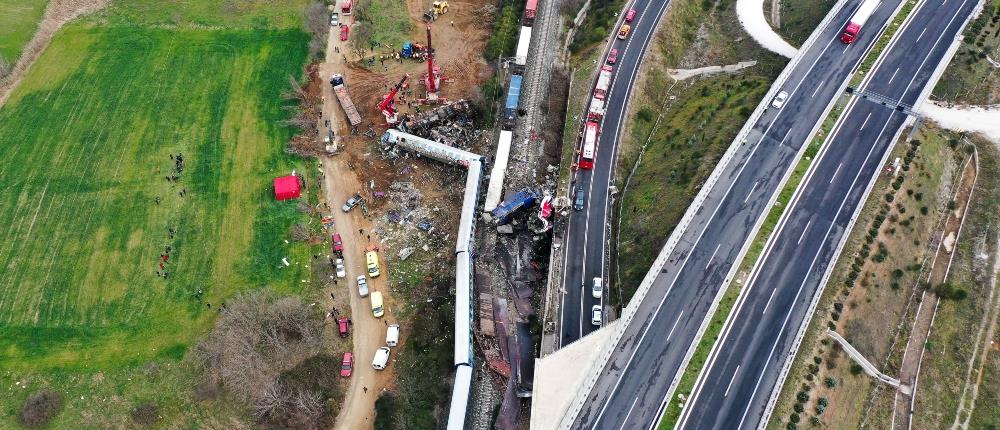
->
xmin=337 ymin=317 xmax=350 ymax=338
xmin=332 ymin=233 xmax=343 ymax=253
xmin=625 ymin=8 xmax=637 ymax=22
xmin=340 ymin=352 xmax=353 ymax=377
xmin=607 ymin=48 xmax=619 ymax=65
xmin=340 ymin=25 xmax=350 ymax=41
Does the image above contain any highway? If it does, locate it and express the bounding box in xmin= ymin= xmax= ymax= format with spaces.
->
xmin=567 ymin=0 xmax=907 ymax=427
xmin=559 ymin=0 xmax=671 ymax=347
xmin=677 ymin=0 xmax=981 ymax=427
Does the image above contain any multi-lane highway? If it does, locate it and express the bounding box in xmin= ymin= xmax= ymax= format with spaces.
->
xmin=559 ymin=0 xmax=671 ymax=347
xmin=677 ymin=0 xmax=980 ymax=427
xmin=566 ymin=0 xmax=908 ymax=427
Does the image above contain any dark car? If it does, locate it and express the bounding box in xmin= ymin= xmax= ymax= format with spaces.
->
xmin=573 ymin=186 xmax=585 ymax=211
xmin=607 ymin=48 xmax=619 ymax=65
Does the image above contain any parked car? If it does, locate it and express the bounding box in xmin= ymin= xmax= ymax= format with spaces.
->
xmin=332 ymin=233 xmax=343 ymax=253
xmin=340 ymin=352 xmax=353 ymax=377
xmin=592 ymin=277 xmax=604 ymax=299
xmin=370 ymin=291 xmax=384 ymax=318
xmin=771 ymin=90 xmax=789 ymax=109
xmin=573 ymin=186 xmax=585 ymax=211
xmin=372 ymin=346 xmax=391 ymax=370
xmin=606 ymin=48 xmax=619 ymax=65
xmin=340 ymin=25 xmax=350 ymax=41
xmin=625 ymin=8 xmax=637 ymax=22
xmin=366 ymin=251 xmax=381 ymax=277
xmin=335 ymin=258 xmax=346 ymax=278
xmin=357 ymin=275 xmax=369 ymax=297
xmin=337 ymin=317 xmax=350 ymax=337
xmin=386 ymin=324 xmax=400 ymax=347
xmin=342 ymin=193 xmax=363 ymax=212
xmin=617 ymin=24 xmax=631 ymax=40
xmin=591 ymin=305 xmax=603 ymax=326
xmin=330 ymin=12 xmax=339 ymax=26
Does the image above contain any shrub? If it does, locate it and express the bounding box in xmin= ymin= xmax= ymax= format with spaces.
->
xmin=130 ymin=404 xmax=160 ymax=426
xmin=824 ymin=377 xmax=838 ymax=388
xmin=790 ymin=413 xmax=800 ymax=423
xmin=797 ymin=391 xmax=810 ymax=402
xmin=794 ymin=403 xmax=805 ymax=413
xmin=850 ymin=363 xmax=864 ymax=375
xmin=638 ymin=107 xmax=655 ymax=122
xmin=933 ymin=282 xmax=968 ymax=300
xmin=19 ymin=390 xmax=63 ymax=428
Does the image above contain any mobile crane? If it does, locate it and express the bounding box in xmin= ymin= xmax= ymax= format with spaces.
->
xmin=378 ymin=74 xmax=409 ymax=125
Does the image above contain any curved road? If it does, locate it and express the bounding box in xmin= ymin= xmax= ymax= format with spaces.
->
xmin=567 ymin=0 xmax=909 ymax=427
xmin=559 ymin=0 xmax=671 ymax=348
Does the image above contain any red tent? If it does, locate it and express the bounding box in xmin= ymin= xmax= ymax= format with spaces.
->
xmin=273 ymin=175 xmax=301 ymax=201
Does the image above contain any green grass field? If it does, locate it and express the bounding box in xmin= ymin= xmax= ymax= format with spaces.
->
xmin=0 ymin=14 xmax=316 ymax=425
xmin=0 ymin=0 xmax=48 ymax=63
xmin=93 ymin=0 xmax=312 ymax=28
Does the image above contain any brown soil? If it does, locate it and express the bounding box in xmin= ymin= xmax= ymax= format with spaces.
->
xmin=0 ymin=0 xmax=110 ymax=107
xmin=319 ymin=0 xmax=494 ymax=426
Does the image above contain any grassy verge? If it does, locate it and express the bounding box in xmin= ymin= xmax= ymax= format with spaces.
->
xmin=0 ymin=1 xmax=323 ymax=427
xmin=968 ymin=325 xmax=1000 ymax=428
xmin=850 ymin=0 xmax=916 ymax=87
xmin=658 ymin=94 xmax=845 ymax=429
xmin=569 ymin=0 xmax=627 ymax=53
xmin=0 ymin=0 xmax=48 ymax=63
xmin=914 ymin=139 xmax=1000 ymax=428
xmin=353 ymin=0 xmax=415 ymax=48
xmin=778 ymin=0 xmax=838 ymax=46
xmin=932 ymin=1 xmax=1000 ymax=104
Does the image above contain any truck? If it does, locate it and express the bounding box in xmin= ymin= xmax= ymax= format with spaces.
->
xmin=490 ymin=189 xmax=538 ymax=225
xmin=341 ymin=0 xmax=353 ymax=15
xmin=504 ymin=75 xmax=523 ymax=127
xmin=594 ymin=65 xmax=613 ymax=100
xmin=330 ymin=74 xmax=362 ymax=126
xmin=587 ymin=96 xmax=605 ymax=121
xmin=840 ymin=0 xmax=880 ymax=43
xmin=525 ymin=0 xmax=538 ymax=22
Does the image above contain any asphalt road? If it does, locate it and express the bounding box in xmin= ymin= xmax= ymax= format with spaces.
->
xmin=677 ymin=0 xmax=981 ymax=427
xmin=568 ymin=0 xmax=908 ymax=427
xmin=559 ymin=0 xmax=672 ymax=347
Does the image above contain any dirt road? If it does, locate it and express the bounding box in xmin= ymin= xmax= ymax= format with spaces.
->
xmin=322 ymin=24 xmax=399 ymax=430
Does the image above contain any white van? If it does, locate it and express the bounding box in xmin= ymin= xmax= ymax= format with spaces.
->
xmin=386 ymin=324 xmax=400 ymax=347
xmin=372 ymin=346 xmax=391 ymax=370
xmin=592 ymin=277 xmax=604 ymax=299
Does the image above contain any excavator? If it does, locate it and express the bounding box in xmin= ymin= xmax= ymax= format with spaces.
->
xmin=423 ymin=1 xmax=448 ymax=21
xmin=377 ymin=74 xmax=409 ymax=125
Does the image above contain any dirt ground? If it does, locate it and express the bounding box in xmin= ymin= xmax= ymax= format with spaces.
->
xmin=319 ymin=0 xmax=494 ymax=427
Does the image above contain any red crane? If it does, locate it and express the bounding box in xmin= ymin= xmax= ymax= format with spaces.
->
xmin=423 ymin=23 xmax=442 ymax=102
xmin=378 ymin=74 xmax=409 ymax=125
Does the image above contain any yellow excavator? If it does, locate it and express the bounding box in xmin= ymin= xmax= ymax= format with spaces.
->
xmin=423 ymin=1 xmax=449 ymax=21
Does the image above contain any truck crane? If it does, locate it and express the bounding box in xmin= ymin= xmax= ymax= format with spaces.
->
xmin=421 ymin=23 xmax=444 ymax=103
xmin=378 ymin=74 xmax=409 ymax=125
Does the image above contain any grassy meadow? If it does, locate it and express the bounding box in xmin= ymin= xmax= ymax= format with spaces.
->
xmin=0 ymin=0 xmax=48 ymax=63
xmin=0 ymin=0 xmax=319 ymax=425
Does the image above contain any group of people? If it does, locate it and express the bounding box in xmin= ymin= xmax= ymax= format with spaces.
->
xmin=153 ymin=153 xmax=188 ymax=279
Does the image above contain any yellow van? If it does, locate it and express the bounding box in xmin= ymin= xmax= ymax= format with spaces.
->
xmin=366 ymin=251 xmax=381 ymax=277
xmin=370 ymin=292 xmax=384 ymax=318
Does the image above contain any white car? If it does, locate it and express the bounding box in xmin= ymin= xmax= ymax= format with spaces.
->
xmin=335 ymin=258 xmax=346 ymax=278
xmin=357 ymin=275 xmax=369 ymax=297
xmin=372 ymin=346 xmax=391 ymax=370
xmin=592 ymin=277 xmax=604 ymax=299
xmin=771 ymin=91 xmax=789 ymax=109
xmin=591 ymin=305 xmax=603 ymax=326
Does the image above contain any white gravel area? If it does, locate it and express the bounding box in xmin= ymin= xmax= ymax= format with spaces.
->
xmin=736 ymin=0 xmax=798 ymax=58
xmin=919 ymin=101 xmax=1000 ymax=143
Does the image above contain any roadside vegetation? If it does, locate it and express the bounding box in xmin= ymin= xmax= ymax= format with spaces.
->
xmin=775 ymin=0 xmax=837 ymax=46
xmin=0 ymin=1 xmax=329 ymax=427
xmin=612 ymin=0 xmax=786 ymax=306
xmin=352 ymin=0 xmax=414 ymax=49
xmin=933 ymin=0 xmax=1000 ymax=105
xmin=565 ymin=0 xmax=627 ymax=53
xmin=0 ymin=0 xmax=48 ymax=68
xmin=765 ymin=126 xmax=987 ymax=430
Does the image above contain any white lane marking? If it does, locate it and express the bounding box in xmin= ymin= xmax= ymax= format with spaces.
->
xmin=762 ymin=288 xmax=778 ymax=315
xmin=797 ymin=220 xmax=813 ymax=244
xmin=706 ymin=244 xmax=721 ymax=269
xmin=811 ymin=81 xmax=825 ymax=98
xmin=724 ymin=365 xmax=741 ymax=397
xmin=830 ymin=162 xmax=844 ymax=184
xmin=620 ymin=398 xmax=641 ymax=430
xmin=734 ymin=108 xmax=897 ymax=430
xmin=915 ymin=27 xmax=928 ymax=42
xmin=666 ymin=311 xmax=685 ymax=341
xmin=744 ymin=180 xmax=760 ymax=203
xmin=886 ymin=67 xmax=900 ymax=85
xmin=894 ymin=0 xmax=970 ymax=100
xmin=859 ymin=112 xmax=872 ymax=130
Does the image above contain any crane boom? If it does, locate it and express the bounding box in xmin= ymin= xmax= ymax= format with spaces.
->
xmin=425 ymin=24 xmax=438 ymax=94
